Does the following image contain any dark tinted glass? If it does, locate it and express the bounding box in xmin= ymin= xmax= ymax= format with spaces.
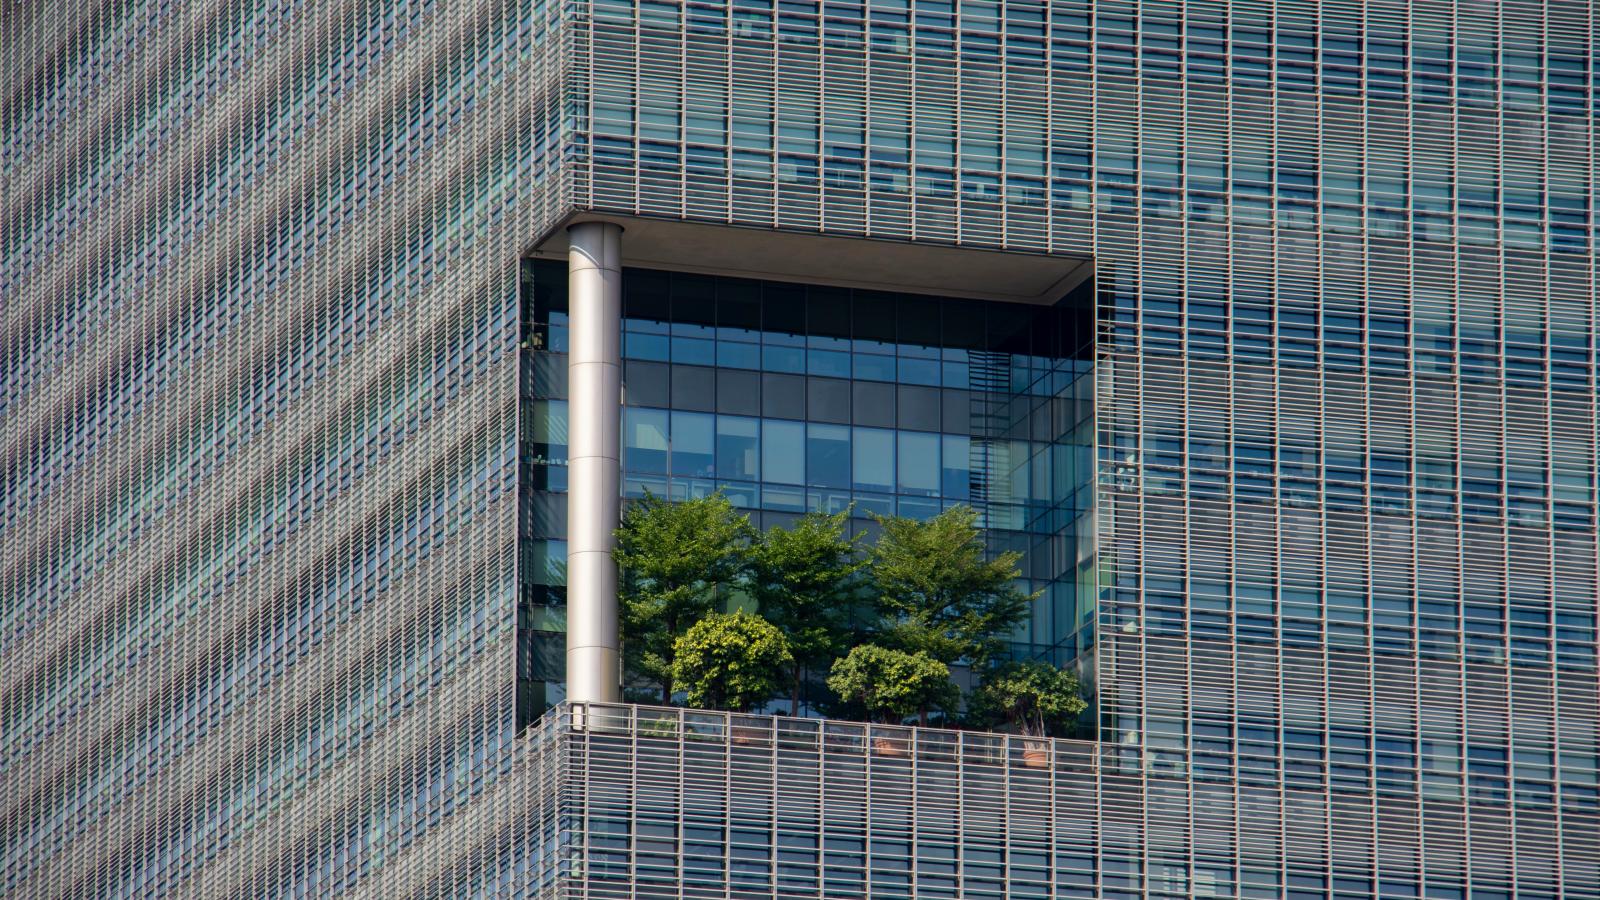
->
xmin=897 ymin=384 xmax=940 ymax=431
xmin=671 ymin=365 xmax=716 ymax=411
xmin=762 ymin=372 xmax=805 ymax=419
xmin=716 ymin=278 xmax=762 ymax=331
xmin=763 ymin=283 xmax=806 ymax=333
xmin=625 ymin=360 xmax=670 ymax=407
xmin=852 ymin=292 xmax=897 ymax=345
xmin=852 ymin=381 xmax=895 ymax=427
xmin=671 ymin=273 xmax=717 ymax=326
xmin=807 ymin=286 xmax=852 ymax=338
xmin=807 ymin=376 xmax=851 ymax=423
xmin=716 ymin=368 xmax=761 ymax=415
xmin=625 ymin=269 xmax=671 ymax=320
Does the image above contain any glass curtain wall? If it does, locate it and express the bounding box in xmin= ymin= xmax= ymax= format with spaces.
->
xmin=518 ymin=258 xmax=1092 ymax=722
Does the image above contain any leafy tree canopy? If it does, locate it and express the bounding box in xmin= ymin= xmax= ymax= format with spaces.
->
xmin=746 ymin=508 xmax=866 ymax=713
xmin=615 ymin=491 xmax=753 ymax=702
xmin=826 ymin=644 xmax=954 ymax=725
xmin=970 ymin=659 xmax=1087 ymax=738
xmin=671 ymin=610 xmax=793 ymax=712
xmin=869 ymin=506 xmax=1038 ymax=666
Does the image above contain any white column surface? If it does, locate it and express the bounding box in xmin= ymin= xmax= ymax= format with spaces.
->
xmin=565 ymin=221 xmax=623 ymax=705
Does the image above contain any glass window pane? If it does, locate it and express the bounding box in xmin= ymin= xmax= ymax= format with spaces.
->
xmin=762 ymin=283 xmax=805 ymax=333
xmin=853 ymin=428 xmax=894 ymax=493
xmin=898 ymin=294 xmax=940 ymax=346
xmin=529 ymin=539 xmax=567 ymax=586
xmin=763 ymin=420 xmax=805 ymax=485
xmin=941 ymin=388 xmax=971 ymax=433
xmin=717 ymin=416 xmax=761 ymax=481
xmin=807 ymin=376 xmax=850 ymax=423
xmin=1005 ymin=438 xmax=1031 ymax=501
xmin=853 ymin=292 xmax=896 ymax=345
xmin=808 ymin=286 xmax=851 ymax=338
xmin=717 ymin=368 xmax=761 ymax=415
xmin=853 ymin=381 xmax=896 ymax=427
xmin=807 ymin=423 xmax=851 ymax=488
xmin=625 ymin=331 xmax=670 ymax=361
xmin=897 ymin=356 xmax=941 ymax=386
xmin=672 ymin=336 xmax=715 ymax=366
xmin=763 ymin=342 xmax=806 ymax=373
xmin=897 ymin=384 xmax=941 ymax=430
xmin=898 ymin=496 xmax=942 ymax=519
xmin=807 ymin=348 xmax=851 ymax=377
xmin=671 ymin=364 xmax=715 ymax=411
xmin=625 ymin=361 xmax=669 ymax=407
xmin=763 ymin=484 xmax=806 ymax=512
xmin=1031 ymin=446 xmax=1052 ymax=502
xmin=717 ymin=341 xmax=761 ymax=370
xmin=717 ymin=279 xmax=761 ymax=333
xmin=529 ymin=399 xmax=568 ymax=449
xmin=671 ymin=411 xmax=715 ymax=477
xmin=624 ymin=270 xmax=671 ymax=321
xmin=625 ymin=408 xmax=670 ymax=474
xmin=898 ymin=431 xmax=939 ymax=495
xmin=853 ymin=353 xmax=896 ymax=381
xmin=762 ymin=372 xmax=805 ymax=419
xmin=941 ymin=434 xmax=971 ymax=499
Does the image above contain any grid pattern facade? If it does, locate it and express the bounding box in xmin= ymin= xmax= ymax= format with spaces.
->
xmin=559 ymin=1 xmax=1600 ymax=897
xmin=1 ymin=1 xmax=573 ymax=896
xmin=4 ymin=1 xmax=1599 ymax=898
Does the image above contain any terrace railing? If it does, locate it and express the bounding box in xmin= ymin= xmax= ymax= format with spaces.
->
xmin=538 ymin=701 xmax=1106 ymax=899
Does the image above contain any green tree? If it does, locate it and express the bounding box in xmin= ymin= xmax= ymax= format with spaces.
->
xmin=746 ymin=508 xmax=865 ymax=715
xmin=671 ymin=610 xmax=794 ymax=712
xmin=869 ymin=506 xmax=1038 ymax=667
xmin=826 ymin=644 xmax=955 ymax=725
xmin=614 ymin=491 xmax=753 ymax=703
xmin=970 ymin=660 xmax=1087 ymax=738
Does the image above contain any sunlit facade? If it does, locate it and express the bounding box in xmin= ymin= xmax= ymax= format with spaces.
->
xmin=2 ymin=0 xmax=1596 ymax=898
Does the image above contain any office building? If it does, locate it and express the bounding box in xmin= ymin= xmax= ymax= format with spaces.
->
xmin=1 ymin=1 xmax=1595 ymax=897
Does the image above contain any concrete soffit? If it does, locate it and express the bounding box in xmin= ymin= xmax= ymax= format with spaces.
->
xmin=530 ymin=212 xmax=1094 ymax=305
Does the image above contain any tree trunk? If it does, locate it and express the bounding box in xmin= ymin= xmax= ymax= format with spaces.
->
xmin=790 ymin=662 xmax=803 ymax=717
xmin=660 ymin=613 xmax=678 ymax=705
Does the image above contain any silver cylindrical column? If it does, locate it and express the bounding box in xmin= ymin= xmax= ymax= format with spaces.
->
xmin=565 ymin=221 xmax=623 ymax=705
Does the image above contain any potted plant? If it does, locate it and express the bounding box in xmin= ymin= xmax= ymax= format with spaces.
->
xmin=670 ymin=609 xmax=792 ymax=741
xmin=972 ymin=660 xmax=1087 ymax=768
xmin=826 ymin=644 xmax=955 ymax=755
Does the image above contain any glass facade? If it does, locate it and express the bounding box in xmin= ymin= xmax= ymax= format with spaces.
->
xmin=3 ymin=0 xmax=1597 ymax=897
xmin=554 ymin=1 xmax=1600 ymax=897
xmin=0 ymin=2 xmax=573 ymax=897
xmin=518 ymin=260 xmax=1095 ymax=718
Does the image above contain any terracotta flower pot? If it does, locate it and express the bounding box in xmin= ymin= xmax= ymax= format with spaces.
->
xmin=873 ymin=735 xmax=907 ymax=757
xmin=1022 ymin=741 xmax=1050 ymax=768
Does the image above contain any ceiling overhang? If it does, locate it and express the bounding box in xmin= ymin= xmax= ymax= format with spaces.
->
xmin=531 ymin=213 xmax=1092 ymax=305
